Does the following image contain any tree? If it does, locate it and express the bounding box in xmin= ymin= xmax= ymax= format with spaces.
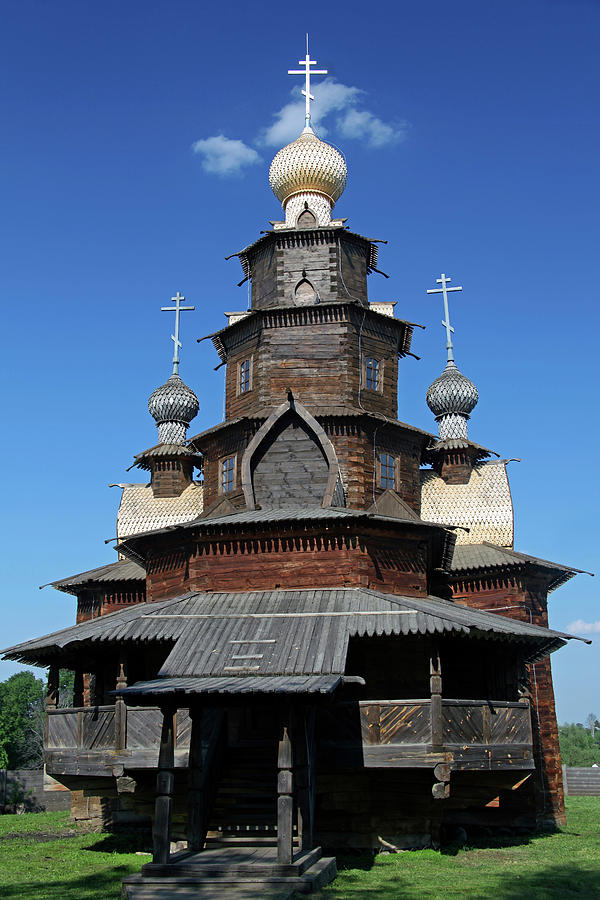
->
xmin=585 ymin=712 xmax=599 ymax=739
xmin=558 ymin=720 xmax=600 ymax=767
xmin=0 ymin=671 xmax=46 ymax=769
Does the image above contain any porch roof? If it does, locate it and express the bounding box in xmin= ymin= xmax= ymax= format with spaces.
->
xmin=2 ymin=587 xmax=588 ymax=670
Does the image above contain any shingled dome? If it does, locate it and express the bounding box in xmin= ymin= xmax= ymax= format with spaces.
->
xmin=269 ymin=130 xmax=347 ymax=207
xmin=426 ymin=361 xmax=479 ymax=418
xmin=148 ymin=373 xmax=199 ymax=444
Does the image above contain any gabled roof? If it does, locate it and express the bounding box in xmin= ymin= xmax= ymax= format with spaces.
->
xmin=48 ymin=559 xmax=146 ymax=595
xmin=451 ymin=542 xmax=593 ymax=593
xmin=3 ymin=587 xmax=588 ymax=670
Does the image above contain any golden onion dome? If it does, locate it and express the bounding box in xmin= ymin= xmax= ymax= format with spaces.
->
xmin=269 ymin=129 xmax=347 ymax=206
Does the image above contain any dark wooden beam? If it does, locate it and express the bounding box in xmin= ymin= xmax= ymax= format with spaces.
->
xmin=114 ymin=658 xmax=127 ymax=751
xmin=296 ymin=706 xmax=316 ymax=853
xmin=152 ymin=706 xmax=176 ymax=865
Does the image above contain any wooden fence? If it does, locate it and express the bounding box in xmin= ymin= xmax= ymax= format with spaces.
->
xmin=563 ymin=765 xmax=600 ymax=796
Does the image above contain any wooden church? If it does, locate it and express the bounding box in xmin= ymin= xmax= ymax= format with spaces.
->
xmin=3 ymin=47 xmax=590 ymax=897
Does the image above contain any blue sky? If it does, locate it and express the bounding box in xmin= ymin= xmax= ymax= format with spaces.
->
xmin=1 ymin=0 xmax=598 ymax=722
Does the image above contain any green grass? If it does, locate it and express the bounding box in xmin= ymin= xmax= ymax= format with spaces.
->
xmin=0 ymin=798 xmax=598 ymax=899
xmin=319 ymin=797 xmax=600 ymax=899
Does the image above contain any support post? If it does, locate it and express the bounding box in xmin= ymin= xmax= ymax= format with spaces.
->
xmin=430 ymin=645 xmax=443 ymax=749
xmin=114 ymin=658 xmax=128 ymax=751
xmin=46 ymin=664 xmax=59 ymax=710
xmin=277 ymin=709 xmax=294 ymax=865
xmin=296 ymin=706 xmax=316 ymax=853
xmin=187 ymin=705 xmax=204 ymax=852
xmin=153 ymin=706 xmax=176 ymax=865
xmin=73 ymin=670 xmax=84 ymax=708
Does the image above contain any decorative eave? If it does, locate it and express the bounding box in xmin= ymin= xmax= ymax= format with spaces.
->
xmin=226 ymin=227 xmax=385 ymax=284
xmin=422 ymin=437 xmax=497 ymax=466
xmin=188 ymin=407 xmax=436 ymax=453
xmin=450 ymin=541 xmax=594 ymax=593
xmin=199 ymin=301 xmax=418 ymax=366
xmin=43 ymin=559 xmax=146 ymax=596
xmin=115 ymin=505 xmax=457 ymax=573
xmin=128 ymin=442 xmax=203 ymax=473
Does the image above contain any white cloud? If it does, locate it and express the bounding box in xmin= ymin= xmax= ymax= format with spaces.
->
xmin=567 ymin=619 xmax=600 ymax=635
xmin=337 ymin=108 xmax=408 ymax=149
xmin=193 ymin=79 xmax=407 ymax=178
xmin=259 ymin=77 xmax=404 ymax=149
xmin=191 ymin=134 xmax=260 ymax=176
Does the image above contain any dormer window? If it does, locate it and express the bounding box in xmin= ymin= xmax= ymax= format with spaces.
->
xmin=379 ymin=453 xmax=396 ymax=490
xmin=239 ymin=358 xmax=252 ymax=394
xmin=366 ymin=357 xmax=381 ymax=391
xmin=220 ymin=456 xmax=235 ymax=493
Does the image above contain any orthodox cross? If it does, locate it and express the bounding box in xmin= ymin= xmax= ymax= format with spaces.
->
xmin=426 ymin=273 xmax=463 ymax=364
xmin=161 ymin=291 xmax=195 ymax=375
xmin=288 ymin=35 xmax=327 ymax=131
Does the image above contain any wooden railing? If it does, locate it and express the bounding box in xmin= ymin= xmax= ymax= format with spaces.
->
xmin=46 ymin=706 xmax=191 ymax=753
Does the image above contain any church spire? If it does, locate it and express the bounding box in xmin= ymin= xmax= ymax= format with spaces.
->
xmin=425 ymin=273 xmax=479 ymax=440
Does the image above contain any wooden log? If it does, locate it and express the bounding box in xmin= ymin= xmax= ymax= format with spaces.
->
xmin=152 ymin=707 xmax=176 ymax=865
xmin=277 ymin=712 xmax=294 ymax=866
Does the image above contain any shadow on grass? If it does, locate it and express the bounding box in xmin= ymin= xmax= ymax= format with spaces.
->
xmin=440 ymin=825 xmax=559 ymax=857
xmin=316 ymin=862 xmax=600 ymax=899
xmin=82 ymin=831 xmax=151 ymax=853
xmin=0 ymin=868 xmax=133 ymax=900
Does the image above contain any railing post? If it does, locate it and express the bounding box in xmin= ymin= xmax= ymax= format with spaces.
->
xmin=277 ymin=708 xmax=294 ymax=865
xmin=46 ymin=664 xmax=59 ymax=710
xmin=153 ymin=706 xmax=176 ymax=865
xmin=114 ymin=660 xmax=128 ymax=751
xmin=187 ymin=705 xmax=204 ymax=852
xmin=430 ymin=645 xmax=443 ymax=749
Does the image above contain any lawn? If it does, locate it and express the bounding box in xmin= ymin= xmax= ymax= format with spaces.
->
xmin=0 ymin=798 xmax=598 ymax=899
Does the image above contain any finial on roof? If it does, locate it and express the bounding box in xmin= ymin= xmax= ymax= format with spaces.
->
xmin=426 ymin=273 xmax=478 ymax=440
xmin=148 ymin=292 xmax=199 ymax=444
xmin=269 ymin=41 xmax=347 ymax=228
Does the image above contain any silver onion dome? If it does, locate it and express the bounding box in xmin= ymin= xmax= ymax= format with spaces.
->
xmin=426 ymin=362 xmax=478 ymax=440
xmin=148 ymin=374 xmax=199 ymax=445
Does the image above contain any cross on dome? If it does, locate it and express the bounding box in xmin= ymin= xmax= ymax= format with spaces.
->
xmin=426 ymin=273 xmax=463 ymax=364
xmin=161 ymin=291 xmax=195 ymax=375
xmin=287 ymin=34 xmax=328 ymax=132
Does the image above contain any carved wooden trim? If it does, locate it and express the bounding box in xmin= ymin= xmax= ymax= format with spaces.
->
xmin=241 ymin=398 xmax=340 ymax=510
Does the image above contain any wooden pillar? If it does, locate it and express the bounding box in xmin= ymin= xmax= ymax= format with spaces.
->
xmin=73 ymin=670 xmax=84 ymax=708
xmin=295 ymin=706 xmax=316 ymax=853
xmin=187 ymin=706 xmax=204 ymax=852
xmin=46 ymin=664 xmax=59 ymax=709
xmin=430 ymin=645 xmax=443 ymax=749
xmin=153 ymin=706 xmax=176 ymax=865
xmin=277 ymin=710 xmax=294 ymax=865
xmin=114 ymin=659 xmax=128 ymax=751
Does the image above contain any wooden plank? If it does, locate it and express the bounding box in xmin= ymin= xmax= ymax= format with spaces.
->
xmin=277 ymin=715 xmax=294 ymax=866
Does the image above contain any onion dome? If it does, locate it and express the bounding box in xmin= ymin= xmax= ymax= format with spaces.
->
xmin=148 ymin=373 xmax=199 ymax=445
xmin=426 ymin=361 xmax=479 ymax=440
xmin=269 ymin=129 xmax=347 ymax=227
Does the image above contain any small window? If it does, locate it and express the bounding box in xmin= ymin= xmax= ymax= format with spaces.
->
xmin=366 ymin=357 xmax=381 ymax=391
xmin=221 ymin=456 xmax=235 ymax=493
xmin=380 ymin=453 xmax=396 ymax=490
xmin=239 ymin=358 xmax=251 ymax=394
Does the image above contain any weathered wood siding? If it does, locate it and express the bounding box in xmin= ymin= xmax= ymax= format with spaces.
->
xmin=251 ymin=413 xmax=329 ymax=508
